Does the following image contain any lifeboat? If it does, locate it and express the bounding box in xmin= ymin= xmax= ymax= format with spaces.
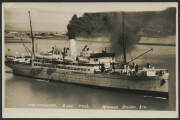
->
xmin=64 ymin=56 xmax=74 ymax=62
xmin=77 ymin=56 xmax=90 ymax=63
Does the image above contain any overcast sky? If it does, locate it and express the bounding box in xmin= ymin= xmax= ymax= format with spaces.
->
xmin=3 ymin=2 xmax=177 ymax=32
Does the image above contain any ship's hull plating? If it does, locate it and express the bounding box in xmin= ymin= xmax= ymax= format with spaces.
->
xmin=9 ymin=64 xmax=169 ymax=94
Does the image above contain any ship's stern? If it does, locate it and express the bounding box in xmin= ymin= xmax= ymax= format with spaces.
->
xmin=158 ymin=72 xmax=169 ymax=93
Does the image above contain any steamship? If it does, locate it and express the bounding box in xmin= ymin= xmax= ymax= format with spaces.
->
xmin=5 ymin=11 xmax=169 ymax=96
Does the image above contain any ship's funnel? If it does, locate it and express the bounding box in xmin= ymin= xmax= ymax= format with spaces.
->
xmin=69 ymin=39 xmax=77 ymax=59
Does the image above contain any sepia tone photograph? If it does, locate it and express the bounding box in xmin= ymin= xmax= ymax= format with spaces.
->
xmin=2 ymin=2 xmax=178 ymax=118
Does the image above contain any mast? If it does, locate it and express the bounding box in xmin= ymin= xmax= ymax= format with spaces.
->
xmin=28 ymin=11 xmax=35 ymax=59
xmin=122 ymin=12 xmax=126 ymax=64
xmin=35 ymin=40 xmax=38 ymax=54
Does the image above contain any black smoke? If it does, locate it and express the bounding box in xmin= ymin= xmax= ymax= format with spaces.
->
xmin=110 ymin=13 xmax=141 ymax=56
xmin=67 ymin=7 xmax=176 ymax=55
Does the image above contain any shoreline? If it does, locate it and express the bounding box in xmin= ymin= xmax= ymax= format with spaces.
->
xmin=5 ymin=35 xmax=176 ymax=47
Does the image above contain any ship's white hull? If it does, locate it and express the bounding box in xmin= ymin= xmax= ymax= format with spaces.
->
xmin=11 ymin=64 xmax=169 ymax=94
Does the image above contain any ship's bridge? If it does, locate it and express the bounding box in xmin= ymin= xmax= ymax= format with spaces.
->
xmin=88 ymin=52 xmax=115 ymax=71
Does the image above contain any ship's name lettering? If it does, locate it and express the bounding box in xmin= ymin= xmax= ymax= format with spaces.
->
xmin=62 ymin=104 xmax=74 ymax=108
xmin=28 ymin=104 xmax=57 ymax=107
xmin=139 ymin=104 xmax=147 ymax=110
xmin=121 ymin=104 xmax=137 ymax=109
xmin=78 ymin=104 xmax=89 ymax=109
xmin=102 ymin=105 xmax=118 ymax=110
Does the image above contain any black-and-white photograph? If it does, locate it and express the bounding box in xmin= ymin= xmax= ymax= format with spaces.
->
xmin=2 ymin=2 xmax=178 ymax=118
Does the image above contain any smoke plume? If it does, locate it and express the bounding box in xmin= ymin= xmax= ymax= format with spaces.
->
xmin=110 ymin=13 xmax=141 ymax=56
xmin=67 ymin=8 xmax=176 ymax=56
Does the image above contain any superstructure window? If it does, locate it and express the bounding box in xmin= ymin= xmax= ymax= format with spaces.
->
xmin=55 ymin=65 xmax=91 ymax=71
xmin=94 ymin=58 xmax=98 ymax=61
xmin=34 ymin=59 xmax=40 ymax=62
xmin=34 ymin=63 xmax=40 ymax=66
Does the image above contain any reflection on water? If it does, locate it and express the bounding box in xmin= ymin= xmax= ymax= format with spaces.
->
xmin=4 ymin=39 xmax=176 ymax=110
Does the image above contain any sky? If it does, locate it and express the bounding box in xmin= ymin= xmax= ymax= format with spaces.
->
xmin=3 ymin=2 xmax=177 ymax=32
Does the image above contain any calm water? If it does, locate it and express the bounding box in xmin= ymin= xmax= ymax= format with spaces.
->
xmin=4 ymin=39 xmax=176 ymax=110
